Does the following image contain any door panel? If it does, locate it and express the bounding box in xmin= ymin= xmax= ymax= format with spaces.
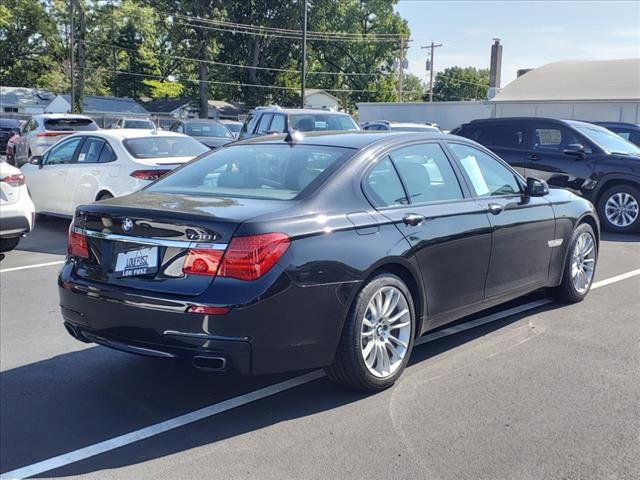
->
xmin=66 ymin=137 xmax=109 ymax=214
xmin=385 ymin=143 xmax=492 ymax=320
xmin=525 ymin=123 xmax=593 ymax=194
xmin=448 ymin=142 xmax=556 ymax=299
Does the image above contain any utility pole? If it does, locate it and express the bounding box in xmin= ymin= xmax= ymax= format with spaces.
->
xmin=69 ymin=0 xmax=75 ymax=113
xmin=300 ymin=0 xmax=308 ymax=109
xmin=398 ymin=36 xmax=406 ymax=102
xmin=421 ymin=41 xmax=442 ymax=102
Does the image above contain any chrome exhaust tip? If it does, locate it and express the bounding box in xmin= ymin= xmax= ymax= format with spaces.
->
xmin=192 ymin=355 xmax=228 ymax=372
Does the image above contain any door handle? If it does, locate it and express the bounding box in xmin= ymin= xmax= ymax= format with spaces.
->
xmin=528 ymin=154 xmax=540 ymax=161
xmin=55 ymin=170 xmax=66 ymax=176
xmin=487 ymin=203 xmax=504 ymax=215
xmin=402 ymin=213 xmax=426 ymax=226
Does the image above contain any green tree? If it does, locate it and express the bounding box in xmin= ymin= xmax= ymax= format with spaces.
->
xmin=432 ymin=66 xmax=489 ymax=102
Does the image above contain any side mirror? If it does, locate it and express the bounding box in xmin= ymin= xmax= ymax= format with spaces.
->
xmin=29 ymin=155 xmax=43 ymax=167
xmin=526 ymin=177 xmax=549 ymax=196
xmin=563 ymin=143 xmax=589 ymax=158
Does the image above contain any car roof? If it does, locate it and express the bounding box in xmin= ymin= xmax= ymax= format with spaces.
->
xmin=465 ymin=117 xmax=595 ymax=128
xmin=230 ymin=130 xmax=458 ymax=150
xmin=32 ymin=113 xmax=94 ymax=120
xmin=120 ymin=117 xmax=153 ymax=121
xmin=256 ymin=108 xmax=351 ymax=116
xmin=66 ymin=129 xmax=188 ymax=140
xmin=180 ymin=118 xmax=225 ymax=124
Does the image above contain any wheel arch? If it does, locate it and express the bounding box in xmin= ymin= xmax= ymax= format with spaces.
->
xmin=361 ymin=259 xmax=426 ymax=339
xmin=95 ymin=189 xmax=115 ymax=201
xmin=593 ymin=175 xmax=640 ymax=203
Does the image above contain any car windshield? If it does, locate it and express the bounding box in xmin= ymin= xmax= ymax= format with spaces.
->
xmin=123 ymin=136 xmax=209 ymax=158
xmin=124 ymin=120 xmax=154 ymax=129
xmin=575 ymin=124 xmax=640 ymax=155
xmin=186 ymin=123 xmax=233 ymax=138
xmin=289 ymin=114 xmax=359 ymax=132
xmin=223 ymin=123 xmax=242 ymax=133
xmin=147 ymin=144 xmax=354 ymax=200
xmin=44 ymin=118 xmax=98 ymax=131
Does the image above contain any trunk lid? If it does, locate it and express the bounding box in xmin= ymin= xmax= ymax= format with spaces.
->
xmin=71 ymin=191 xmax=290 ymax=296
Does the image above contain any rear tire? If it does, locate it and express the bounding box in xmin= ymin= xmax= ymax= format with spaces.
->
xmin=596 ymin=184 xmax=640 ymax=234
xmin=552 ymin=223 xmax=598 ymax=303
xmin=325 ymin=273 xmax=415 ymax=391
xmin=0 ymin=237 xmax=20 ymax=253
xmin=97 ymin=192 xmax=114 ymax=201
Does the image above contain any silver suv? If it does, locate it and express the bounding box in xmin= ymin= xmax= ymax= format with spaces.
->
xmin=14 ymin=114 xmax=98 ymax=166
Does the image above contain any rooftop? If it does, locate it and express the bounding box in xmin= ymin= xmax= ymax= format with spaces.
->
xmin=492 ymin=58 xmax=640 ymax=102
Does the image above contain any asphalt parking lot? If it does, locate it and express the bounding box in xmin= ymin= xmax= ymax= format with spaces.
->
xmin=1 ymin=216 xmax=639 ymax=479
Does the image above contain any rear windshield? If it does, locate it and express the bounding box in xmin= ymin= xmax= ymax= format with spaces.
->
xmin=44 ymin=118 xmax=98 ymax=131
xmin=123 ymin=136 xmax=209 ymax=158
xmin=124 ymin=120 xmax=154 ymax=129
xmin=390 ymin=126 xmax=440 ymax=133
xmin=186 ymin=123 xmax=233 ymax=138
xmin=289 ymin=114 xmax=359 ymax=132
xmin=147 ymin=144 xmax=354 ymax=200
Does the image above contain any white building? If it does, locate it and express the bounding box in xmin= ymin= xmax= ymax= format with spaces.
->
xmin=357 ymin=58 xmax=640 ymax=130
xmin=304 ymin=89 xmax=341 ymax=111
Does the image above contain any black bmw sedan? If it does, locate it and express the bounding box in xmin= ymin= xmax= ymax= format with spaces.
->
xmin=59 ymin=131 xmax=599 ymax=391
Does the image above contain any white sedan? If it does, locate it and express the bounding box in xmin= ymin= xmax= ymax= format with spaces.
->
xmin=1 ymin=160 xmax=35 ymax=252
xmin=21 ymin=129 xmax=209 ymax=217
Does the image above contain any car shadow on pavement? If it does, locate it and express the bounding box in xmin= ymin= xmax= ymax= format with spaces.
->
xmin=14 ymin=215 xmax=70 ymax=256
xmin=600 ymin=232 xmax=640 ymax=243
xmin=0 ymin=299 xmax=560 ymax=478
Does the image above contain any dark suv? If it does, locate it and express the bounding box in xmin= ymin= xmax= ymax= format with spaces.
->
xmin=239 ymin=107 xmax=359 ymax=139
xmin=452 ymin=117 xmax=640 ymax=233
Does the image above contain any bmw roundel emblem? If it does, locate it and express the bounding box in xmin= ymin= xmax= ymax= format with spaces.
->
xmin=122 ymin=218 xmax=134 ymax=233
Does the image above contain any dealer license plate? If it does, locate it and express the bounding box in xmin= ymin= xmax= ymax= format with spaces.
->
xmin=114 ymin=247 xmax=159 ymax=277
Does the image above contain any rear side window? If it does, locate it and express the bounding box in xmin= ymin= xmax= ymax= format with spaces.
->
xmin=99 ymin=142 xmax=117 ymax=163
xmin=123 ymin=136 xmax=208 ymax=158
xmin=488 ymin=124 xmax=525 ymax=148
xmin=44 ymin=118 xmax=98 ymax=131
xmin=365 ymin=157 xmax=408 ymax=207
xmin=77 ymin=137 xmax=106 ymax=163
xmin=390 ymin=143 xmax=463 ymax=204
xmin=449 ymin=143 xmax=521 ymax=197
xmin=532 ymin=125 xmax=578 ymax=152
xmin=269 ymin=114 xmax=286 ymax=133
xmin=147 ymin=144 xmax=354 ymax=200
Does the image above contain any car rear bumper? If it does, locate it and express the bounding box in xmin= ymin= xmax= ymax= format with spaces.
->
xmin=58 ymin=261 xmax=359 ymax=375
xmin=0 ymin=196 xmax=35 ymax=238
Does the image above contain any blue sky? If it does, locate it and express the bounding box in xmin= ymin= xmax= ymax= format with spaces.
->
xmin=395 ymin=0 xmax=640 ymax=87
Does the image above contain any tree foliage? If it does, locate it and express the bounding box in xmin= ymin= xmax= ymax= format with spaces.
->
xmin=0 ymin=0 xmax=425 ymax=110
xmin=432 ymin=66 xmax=489 ymax=102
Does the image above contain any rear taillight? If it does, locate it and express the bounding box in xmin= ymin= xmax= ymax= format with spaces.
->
xmin=1 ymin=174 xmax=25 ymax=187
xmin=36 ymin=132 xmax=69 ymax=137
xmin=67 ymin=224 xmax=89 ymax=258
xmin=130 ymin=170 xmax=169 ymax=181
xmin=181 ymin=233 xmax=290 ymax=281
xmin=183 ymin=249 xmax=224 ymax=276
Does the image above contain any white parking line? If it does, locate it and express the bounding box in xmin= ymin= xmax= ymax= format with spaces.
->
xmin=0 ymin=260 xmax=65 ymax=274
xmin=1 ymin=268 xmax=639 ymax=480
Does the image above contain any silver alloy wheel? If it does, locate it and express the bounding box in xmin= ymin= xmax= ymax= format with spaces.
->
xmin=571 ymin=232 xmax=596 ymax=294
xmin=360 ymin=286 xmax=411 ymax=378
xmin=604 ymin=192 xmax=639 ymax=228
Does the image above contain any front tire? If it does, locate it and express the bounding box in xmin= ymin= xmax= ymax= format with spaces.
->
xmin=326 ymin=273 xmax=415 ymax=391
xmin=552 ymin=223 xmax=598 ymax=303
xmin=0 ymin=237 xmax=20 ymax=253
xmin=597 ymin=184 xmax=640 ymax=234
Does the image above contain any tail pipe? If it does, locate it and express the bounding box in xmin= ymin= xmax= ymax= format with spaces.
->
xmin=192 ymin=355 xmax=228 ymax=372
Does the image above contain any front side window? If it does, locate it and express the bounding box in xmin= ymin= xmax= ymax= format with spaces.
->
xmin=390 ymin=143 xmax=463 ymax=204
xmin=147 ymin=144 xmax=354 ymax=200
xmin=256 ymin=114 xmax=274 ymax=134
xmin=77 ymin=137 xmax=106 ymax=163
xmin=449 ymin=143 xmax=521 ymax=197
xmin=269 ymin=114 xmax=286 ymax=133
xmin=44 ymin=137 xmax=83 ymax=165
xmin=532 ymin=124 xmax=578 ymax=152
xmin=365 ymin=157 xmax=408 ymax=207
